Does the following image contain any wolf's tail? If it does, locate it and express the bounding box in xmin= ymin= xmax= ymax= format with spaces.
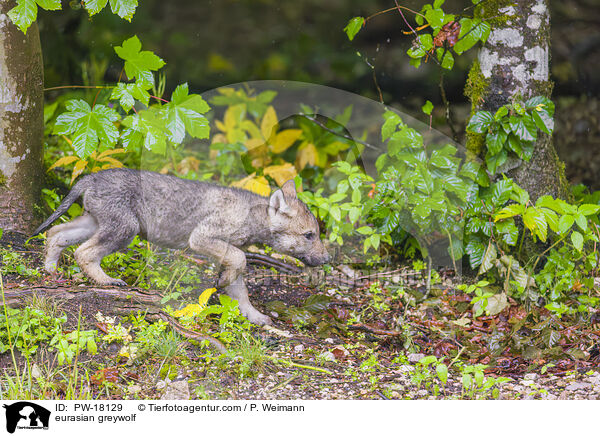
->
xmin=32 ymin=175 xmax=93 ymax=236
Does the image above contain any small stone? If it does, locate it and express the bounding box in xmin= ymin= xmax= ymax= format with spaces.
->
xmin=523 ymin=373 xmax=537 ymax=381
xmin=293 ymin=344 xmax=304 ymax=353
xmin=566 ymin=382 xmax=591 ymax=391
xmin=398 ymin=365 xmax=415 ymax=373
xmin=407 ymin=353 xmax=425 ymax=363
xmin=160 ymin=380 xmax=190 ymax=400
xmin=128 ymin=384 xmax=142 ymax=394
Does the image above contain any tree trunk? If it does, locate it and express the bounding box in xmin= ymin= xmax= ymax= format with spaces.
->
xmin=465 ymin=0 xmax=569 ymax=200
xmin=0 ymin=2 xmax=44 ymax=234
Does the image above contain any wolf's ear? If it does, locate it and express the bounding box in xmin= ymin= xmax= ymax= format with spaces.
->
xmin=269 ymin=189 xmax=292 ymax=218
xmin=281 ymin=179 xmax=297 ymax=200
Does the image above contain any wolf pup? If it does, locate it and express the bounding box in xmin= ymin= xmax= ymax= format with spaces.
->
xmin=33 ymin=168 xmax=330 ymax=325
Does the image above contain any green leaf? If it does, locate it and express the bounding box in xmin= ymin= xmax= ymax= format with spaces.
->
xmin=84 ymin=0 xmax=108 ymax=15
xmin=571 ymin=231 xmax=584 ymax=251
xmin=485 ymin=148 xmax=507 ymax=174
xmin=525 ymin=96 xmax=554 ymax=116
xmin=436 ymin=363 xmax=448 ymax=384
xmin=453 ymin=18 xmax=478 ymax=55
xmin=486 ymin=128 xmax=507 ymax=155
xmin=422 ymin=100 xmax=434 ymax=116
xmin=425 ymin=8 xmax=445 ymax=30
xmin=356 ymin=226 xmax=373 ymax=235
xmin=531 ymin=109 xmax=554 ymax=134
xmin=436 ymin=48 xmax=454 ymax=70
xmin=467 ymin=111 xmax=493 ymax=134
xmin=36 ymin=0 xmax=61 ymax=10
xmin=494 ymin=105 xmax=509 ymax=121
xmin=494 ymin=204 xmax=524 ymax=221
xmin=495 ymin=219 xmax=519 ymax=246
xmin=53 ymin=100 xmax=119 ymax=158
xmin=8 ymin=0 xmax=37 ymax=34
xmin=166 ymin=83 xmax=211 ymax=141
xmin=578 ymin=204 xmax=600 ymax=216
xmin=114 ymin=36 xmax=165 ymax=86
xmin=540 ymin=208 xmax=559 ymax=233
xmin=523 ymin=207 xmax=548 ymax=242
xmin=109 ymin=0 xmax=138 ymax=21
xmin=558 ymin=214 xmax=574 ymax=234
xmin=110 ymin=82 xmax=151 ymax=111
xmin=574 ymin=213 xmax=587 ymax=232
xmin=381 ymin=111 xmax=402 ymax=141
xmin=478 ymin=242 xmax=497 ymax=274
xmin=509 ymin=115 xmax=537 ymax=141
xmin=343 ymin=17 xmax=365 ymax=41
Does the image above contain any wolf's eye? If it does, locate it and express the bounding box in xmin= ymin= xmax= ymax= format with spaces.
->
xmin=304 ymin=232 xmax=314 ymax=240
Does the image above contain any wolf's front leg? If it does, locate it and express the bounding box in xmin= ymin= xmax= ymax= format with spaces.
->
xmin=223 ymin=275 xmax=272 ymax=326
xmin=188 ymin=229 xmax=272 ymax=326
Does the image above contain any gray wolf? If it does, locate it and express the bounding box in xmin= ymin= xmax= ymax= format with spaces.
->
xmin=34 ymin=168 xmax=330 ymax=325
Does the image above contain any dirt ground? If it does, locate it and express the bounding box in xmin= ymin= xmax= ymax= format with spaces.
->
xmin=2 ymin=230 xmax=600 ymax=401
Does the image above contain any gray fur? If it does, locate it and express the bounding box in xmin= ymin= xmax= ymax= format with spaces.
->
xmin=35 ymin=168 xmax=330 ymax=325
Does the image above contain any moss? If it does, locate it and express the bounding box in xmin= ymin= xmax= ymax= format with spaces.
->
xmin=0 ymin=170 xmax=6 ymax=186
xmin=464 ymin=61 xmax=490 ymax=155
xmin=532 ymin=79 xmax=554 ymax=98
xmin=475 ymin=0 xmax=517 ymax=25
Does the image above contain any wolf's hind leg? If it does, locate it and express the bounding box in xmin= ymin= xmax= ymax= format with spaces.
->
xmin=74 ymin=223 xmax=138 ymax=286
xmin=44 ymin=214 xmax=98 ymax=273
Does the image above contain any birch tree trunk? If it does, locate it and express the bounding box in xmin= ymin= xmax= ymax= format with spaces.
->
xmin=0 ymin=2 xmax=44 ymax=234
xmin=465 ymin=0 xmax=569 ymax=200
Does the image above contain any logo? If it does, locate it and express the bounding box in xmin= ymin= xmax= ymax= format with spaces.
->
xmin=3 ymin=402 xmax=50 ymax=434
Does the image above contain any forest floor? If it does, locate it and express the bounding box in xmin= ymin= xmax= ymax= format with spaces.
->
xmin=1 ymin=232 xmax=600 ymax=400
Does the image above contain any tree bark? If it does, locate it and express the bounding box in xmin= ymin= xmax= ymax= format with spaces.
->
xmin=0 ymin=2 xmax=44 ymax=234
xmin=465 ymin=0 xmax=569 ymax=200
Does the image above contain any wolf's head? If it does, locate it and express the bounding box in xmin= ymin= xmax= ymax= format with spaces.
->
xmin=267 ymin=180 xmax=330 ymax=267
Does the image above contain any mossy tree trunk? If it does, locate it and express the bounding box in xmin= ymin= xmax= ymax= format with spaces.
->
xmin=0 ymin=1 xmax=44 ymax=235
xmin=465 ymin=0 xmax=569 ymax=200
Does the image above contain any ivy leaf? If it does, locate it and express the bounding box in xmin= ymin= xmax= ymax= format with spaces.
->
xmin=467 ymin=111 xmax=493 ymax=134
xmin=53 ymin=100 xmax=119 ymax=158
xmin=343 ymin=17 xmax=365 ymax=41
xmin=114 ymin=36 xmax=165 ymax=86
xmin=109 ymin=0 xmax=138 ymax=21
xmin=509 ymin=115 xmax=537 ymax=141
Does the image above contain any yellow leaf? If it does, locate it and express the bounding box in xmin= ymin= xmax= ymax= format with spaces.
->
xmin=270 ymin=129 xmax=303 ymax=153
xmin=48 ymin=155 xmax=79 ymax=172
xmin=226 ymin=128 xmax=247 ymax=144
xmin=224 ymin=104 xmax=246 ymax=130
xmin=177 ymin=156 xmax=201 ymax=174
xmin=261 ymin=106 xmax=278 ymax=141
xmin=197 ymin=287 xmax=217 ymax=307
xmin=245 ymin=137 xmax=266 ymax=151
xmin=90 ymin=151 xmax=97 ymax=160
xmin=295 ymin=142 xmax=318 ymax=170
xmin=71 ymin=159 xmax=88 ymax=185
xmin=215 ymin=120 xmax=227 ymax=132
xmin=231 ymin=173 xmax=271 ymax=196
xmin=264 ymin=163 xmax=298 ymax=186
xmin=211 ymin=133 xmax=227 ymax=145
xmin=241 ymin=120 xmax=262 ymax=140
xmin=96 ymin=148 xmax=127 ymax=160
xmin=97 ymin=156 xmax=124 ymax=168
xmin=91 ymin=166 xmax=102 ymax=172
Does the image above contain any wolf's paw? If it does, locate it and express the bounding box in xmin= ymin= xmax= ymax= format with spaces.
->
xmin=98 ymin=278 xmax=128 ymax=287
xmin=241 ymin=307 xmax=273 ymax=326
